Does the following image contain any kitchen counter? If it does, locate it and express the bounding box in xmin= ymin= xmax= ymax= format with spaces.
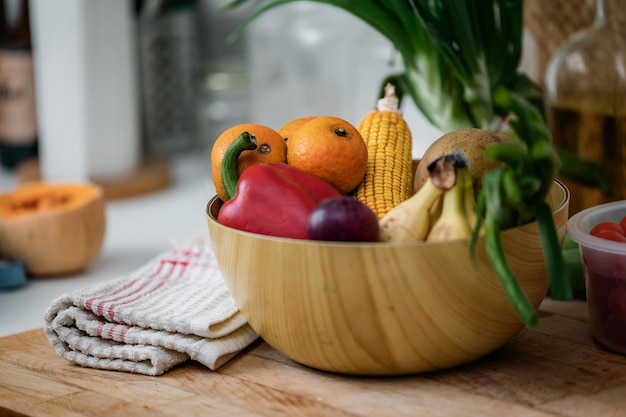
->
xmin=1 ymin=299 xmax=625 ymax=416
xmin=3 ymin=151 xmax=626 ymax=416
xmin=0 ymin=152 xmax=216 ymax=337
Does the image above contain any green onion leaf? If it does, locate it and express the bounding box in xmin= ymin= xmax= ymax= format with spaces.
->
xmin=533 ymin=201 xmax=573 ymax=301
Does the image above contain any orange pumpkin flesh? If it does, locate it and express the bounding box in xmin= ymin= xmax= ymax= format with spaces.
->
xmin=0 ymin=182 xmax=106 ymax=276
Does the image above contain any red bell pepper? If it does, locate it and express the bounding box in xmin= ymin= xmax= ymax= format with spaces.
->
xmin=216 ymin=132 xmax=341 ymax=239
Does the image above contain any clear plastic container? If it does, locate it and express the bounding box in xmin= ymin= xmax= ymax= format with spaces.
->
xmin=567 ymin=200 xmax=626 ymax=354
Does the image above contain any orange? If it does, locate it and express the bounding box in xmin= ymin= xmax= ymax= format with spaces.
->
xmin=211 ymin=123 xmax=287 ymax=201
xmin=287 ymin=116 xmax=368 ymax=194
xmin=277 ymin=116 xmax=317 ymax=145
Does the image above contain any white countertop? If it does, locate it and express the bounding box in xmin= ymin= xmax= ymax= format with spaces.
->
xmin=0 ymin=151 xmax=216 ymax=337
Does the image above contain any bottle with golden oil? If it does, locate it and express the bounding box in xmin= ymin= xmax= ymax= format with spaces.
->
xmin=545 ymin=0 xmax=626 ymax=215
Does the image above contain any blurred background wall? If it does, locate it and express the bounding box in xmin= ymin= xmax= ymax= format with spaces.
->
xmin=0 ymin=0 xmax=598 ymax=185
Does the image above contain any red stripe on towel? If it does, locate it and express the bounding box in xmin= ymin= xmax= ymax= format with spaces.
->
xmin=85 ymin=257 xmax=172 ymax=320
xmin=119 ymin=326 xmax=129 ymax=342
xmin=106 ymin=259 xmax=190 ymax=321
xmin=85 ymin=275 xmax=146 ymax=311
xmin=108 ymin=325 xmax=116 ymax=339
xmin=85 ymin=247 xmax=214 ymax=322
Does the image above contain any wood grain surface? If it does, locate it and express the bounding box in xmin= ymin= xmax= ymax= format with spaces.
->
xmin=1 ymin=299 xmax=626 ymax=417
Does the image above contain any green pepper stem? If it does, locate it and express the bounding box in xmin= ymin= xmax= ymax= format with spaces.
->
xmin=221 ymin=131 xmax=257 ymax=200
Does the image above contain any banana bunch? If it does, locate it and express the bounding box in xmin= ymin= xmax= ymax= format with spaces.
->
xmin=379 ymin=152 xmax=479 ymax=242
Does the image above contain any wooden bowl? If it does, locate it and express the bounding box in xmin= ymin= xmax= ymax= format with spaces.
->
xmin=206 ymin=180 xmax=569 ymax=375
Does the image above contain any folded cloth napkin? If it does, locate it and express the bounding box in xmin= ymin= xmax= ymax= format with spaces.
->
xmin=44 ymin=243 xmax=258 ymax=376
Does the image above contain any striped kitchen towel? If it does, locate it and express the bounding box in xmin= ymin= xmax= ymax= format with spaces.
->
xmin=43 ymin=243 xmax=258 ymax=376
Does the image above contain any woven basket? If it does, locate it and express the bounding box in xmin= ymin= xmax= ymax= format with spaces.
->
xmin=524 ymin=0 xmax=595 ymax=87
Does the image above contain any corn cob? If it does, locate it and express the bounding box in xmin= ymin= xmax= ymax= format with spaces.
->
xmin=354 ymin=83 xmax=413 ymax=219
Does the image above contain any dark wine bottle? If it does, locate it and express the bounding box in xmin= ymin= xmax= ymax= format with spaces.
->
xmin=0 ymin=0 xmax=37 ymax=170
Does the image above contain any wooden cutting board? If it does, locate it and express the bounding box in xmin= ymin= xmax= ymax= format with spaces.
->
xmin=1 ymin=299 xmax=626 ymax=417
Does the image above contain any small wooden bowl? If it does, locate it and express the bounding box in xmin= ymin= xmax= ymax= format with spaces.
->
xmin=206 ymin=180 xmax=569 ymax=375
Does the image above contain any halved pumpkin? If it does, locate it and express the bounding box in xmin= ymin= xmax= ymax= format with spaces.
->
xmin=0 ymin=182 xmax=106 ymax=276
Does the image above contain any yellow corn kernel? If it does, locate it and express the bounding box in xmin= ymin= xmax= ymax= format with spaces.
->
xmin=354 ymin=83 xmax=413 ymax=219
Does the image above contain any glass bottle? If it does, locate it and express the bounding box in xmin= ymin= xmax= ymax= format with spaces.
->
xmin=545 ymin=0 xmax=626 ymax=215
xmin=0 ymin=0 xmax=37 ymax=170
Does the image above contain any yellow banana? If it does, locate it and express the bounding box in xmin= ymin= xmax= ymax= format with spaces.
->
xmin=429 ymin=192 xmax=443 ymax=225
xmin=379 ymin=178 xmax=445 ymax=242
xmin=426 ymin=167 xmax=472 ymax=242
xmin=379 ymin=154 xmax=456 ymax=242
xmin=462 ymin=166 xmax=484 ymax=237
xmin=463 ymin=166 xmax=477 ymax=227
